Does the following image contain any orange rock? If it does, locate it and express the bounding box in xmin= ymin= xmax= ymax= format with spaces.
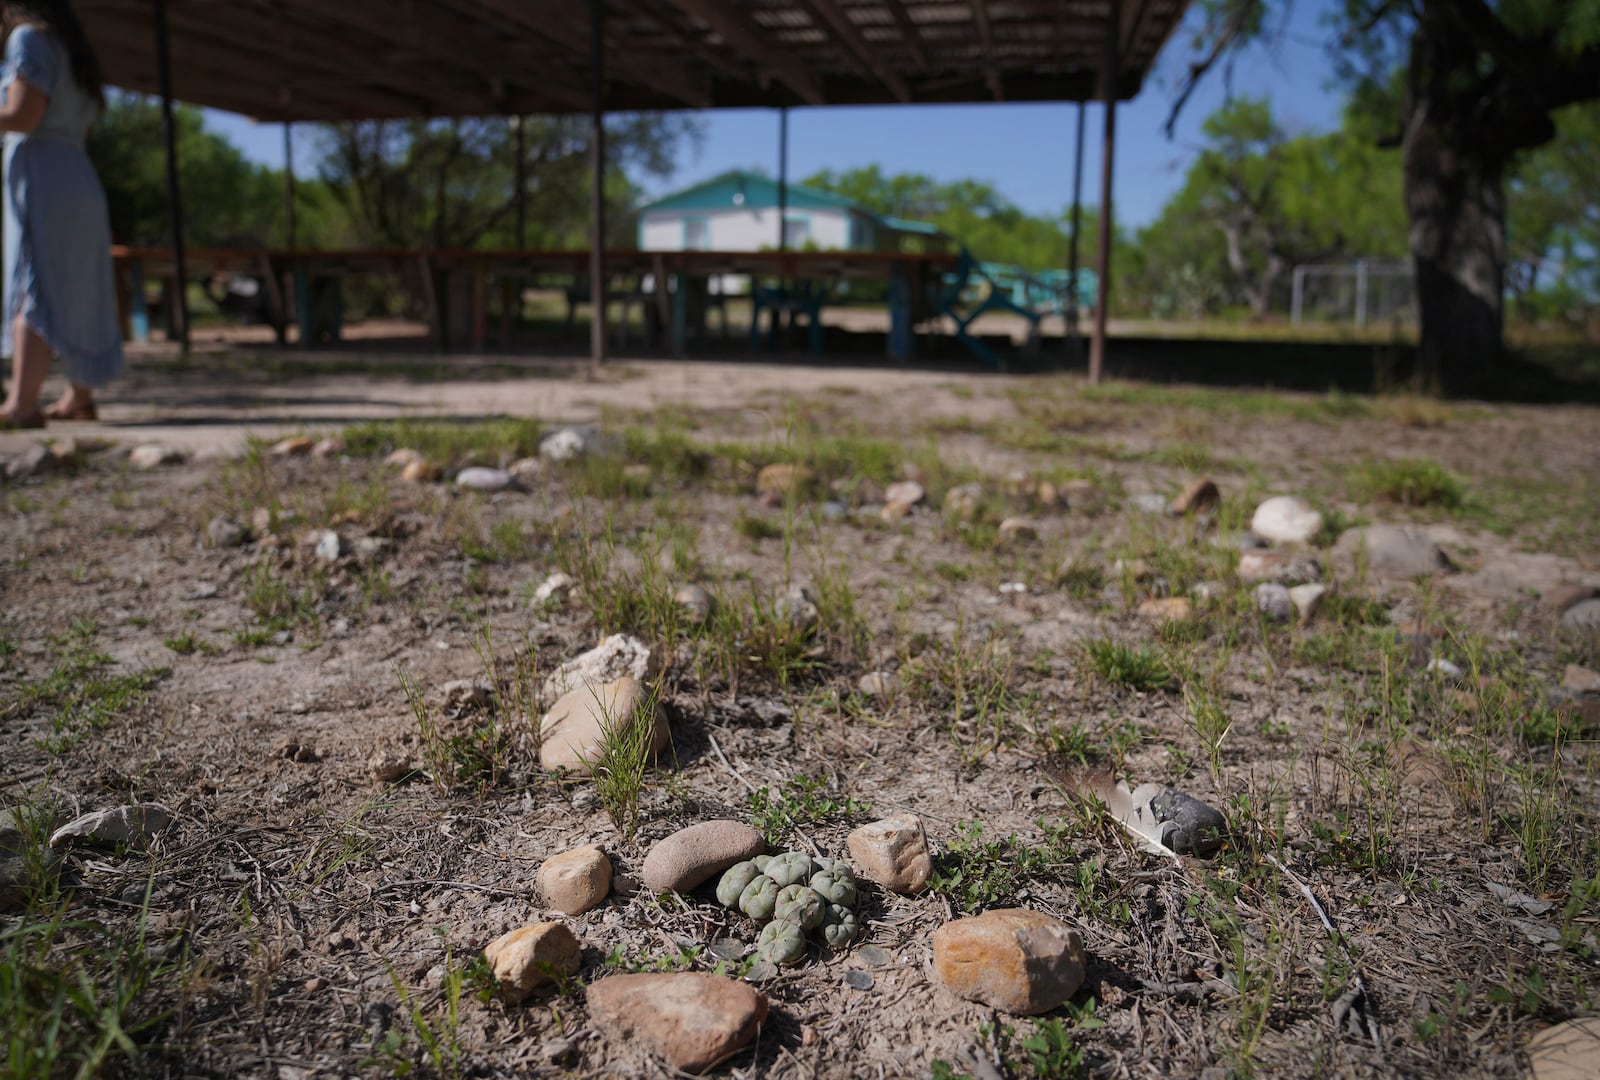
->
xmin=1169 ymin=478 xmax=1219 ymax=515
xmin=586 ymin=973 xmax=767 ymax=1074
xmin=1137 ymin=597 xmax=1194 ymax=622
xmin=933 ymin=908 xmax=1086 ymax=1015
xmin=483 ymin=922 xmax=580 ymax=1001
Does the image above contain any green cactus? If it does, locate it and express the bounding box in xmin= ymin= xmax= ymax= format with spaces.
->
xmin=809 ymin=865 xmax=858 ymax=907
xmin=812 ymin=854 xmax=847 ymax=874
xmin=752 ymin=853 xmax=772 ymax=872
xmin=717 ymin=861 xmax=762 ymax=908
xmin=773 ymin=884 xmax=827 ymax=931
xmin=757 ymin=918 xmax=807 ymax=965
xmin=820 ymin=904 xmax=861 ymax=949
xmin=737 ymin=875 xmax=780 ymax=920
xmin=765 ymin=850 xmax=814 ymax=888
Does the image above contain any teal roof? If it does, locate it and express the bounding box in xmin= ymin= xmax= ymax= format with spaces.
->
xmin=638 ymin=170 xmax=944 ymax=238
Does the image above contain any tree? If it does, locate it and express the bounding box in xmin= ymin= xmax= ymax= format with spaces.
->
xmin=318 ymin=114 xmax=701 ymax=251
xmin=1506 ymin=101 xmax=1600 ymax=328
xmin=1175 ymin=0 xmax=1600 ymax=390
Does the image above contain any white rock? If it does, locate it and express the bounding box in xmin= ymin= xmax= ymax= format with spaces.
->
xmin=1426 ymin=658 xmax=1464 ymax=678
xmin=1288 ymin=583 xmax=1327 ymax=623
xmin=538 ymin=676 xmax=668 ymax=774
xmin=129 ymin=444 xmax=184 ymax=470
xmin=532 ymin=571 xmax=576 ymax=606
xmin=49 ymin=804 xmax=174 ymax=850
xmin=313 ymin=530 xmax=344 ymax=562
xmin=674 ymin=584 xmax=714 ymax=623
xmin=1251 ymin=495 xmax=1323 ymax=545
xmin=857 ymin=671 xmax=901 ymax=698
xmin=456 ymin=467 xmax=513 ymax=492
xmin=541 ymin=634 xmax=651 ymax=705
xmin=540 ymin=428 xmax=587 ymax=462
xmin=884 ymin=480 xmax=925 ymax=506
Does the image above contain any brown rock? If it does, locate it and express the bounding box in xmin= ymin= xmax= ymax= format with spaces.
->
xmin=1137 ymin=597 xmax=1193 ymax=622
xmin=401 ymin=459 xmax=440 ymax=484
xmin=368 ymin=749 xmax=411 ymax=783
xmin=384 ymin=447 xmax=424 ymax=468
xmin=1169 ymin=478 xmax=1219 ymax=515
xmin=755 ymin=463 xmax=814 ymax=497
xmin=942 ymin=483 xmax=984 ymax=522
xmin=884 ymin=480 xmax=925 ymax=506
xmin=1237 ymin=550 xmax=1321 ymax=584
xmin=1547 ymin=584 xmax=1600 ymax=617
xmin=1059 ymin=478 xmax=1101 ymax=511
xmin=311 ymin=436 xmax=346 ymax=458
xmin=539 ymin=844 xmax=612 ymax=914
xmin=586 ymin=972 xmax=768 ymax=1074
xmin=1528 ymin=1016 xmax=1600 ymax=1080
xmin=933 ymin=908 xmax=1086 ymax=1015
xmin=270 ymin=436 xmax=315 ymax=457
xmin=483 ymin=922 xmax=581 ymax=1001
xmin=1562 ymin=664 xmax=1600 ymax=695
xmin=1035 ymin=480 xmax=1060 ymax=509
xmin=880 ymin=499 xmax=914 ymax=523
xmin=640 ymin=820 xmax=765 ymax=893
xmin=1394 ymin=738 xmax=1449 ymax=788
xmin=997 ymin=518 xmax=1040 ymax=545
xmin=538 ymin=676 xmax=667 ymax=775
xmin=847 ymin=815 xmax=931 ymax=894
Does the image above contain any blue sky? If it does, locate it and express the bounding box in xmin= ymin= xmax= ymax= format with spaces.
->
xmin=204 ymin=0 xmax=1344 ymax=231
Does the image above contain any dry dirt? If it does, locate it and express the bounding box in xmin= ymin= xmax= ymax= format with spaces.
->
xmin=2 ymin=351 xmax=1599 ymax=1079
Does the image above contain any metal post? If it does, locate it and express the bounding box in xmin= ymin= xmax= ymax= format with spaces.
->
xmin=1066 ymin=99 xmax=1086 ymax=361
xmin=777 ymin=107 xmax=789 ymax=252
xmin=1291 ymin=265 xmax=1305 ymax=326
xmin=514 ymin=115 xmax=527 ymax=249
xmin=1088 ymin=0 xmax=1119 ymax=384
xmin=152 ymin=0 xmax=189 ymax=350
xmin=282 ymin=122 xmax=296 ymax=250
xmin=588 ymin=0 xmax=606 ymax=371
xmin=1354 ymin=259 xmax=1368 ymax=329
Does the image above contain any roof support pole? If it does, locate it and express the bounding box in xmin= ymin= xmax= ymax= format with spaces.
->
xmin=588 ymin=0 xmax=607 ymax=372
xmin=282 ymin=122 xmax=296 ymax=250
xmin=777 ymin=107 xmax=789 ymax=252
xmin=1066 ymin=99 xmax=1086 ymax=364
xmin=1089 ymin=0 xmax=1118 ymax=385
xmin=514 ymin=116 xmax=527 ymax=249
xmin=152 ymin=0 xmax=189 ymax=351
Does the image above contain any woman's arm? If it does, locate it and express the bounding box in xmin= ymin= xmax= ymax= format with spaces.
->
xmin=0 ymin=75 xmax=47 ymax=133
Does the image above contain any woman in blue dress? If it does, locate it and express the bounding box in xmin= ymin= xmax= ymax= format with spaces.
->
xmin=0 ymin=0 xmax=121 ymax=428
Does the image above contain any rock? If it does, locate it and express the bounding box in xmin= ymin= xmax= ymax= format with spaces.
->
xmin=456 ymin=466 xmax=514 ymax=492
xmin=1253 ymin=583 xmax=1293 ymax=623
xmin=1335 ymin=525 xmax=1452 ymax=577
xmin=1059 ymin=479 xmax=1101 ymax=512
xmin=1288 ymin=583 xmax=1327 ymax=623
xmin=206 ymin=516 xmax=249 ymax=548
xmin=483 ymin=922 xmax=581 ymax=1002
xmin=439 ymin=678 xmax=493 ymax=714
xmin=755 ymin=462 xmax=813 ymax=497
xmin=884 ymin=480 xmax=925 ymax=506
xmin=538 ymin=676 xmax=667 ymax=774
xmin=6 ymin=444 xmax=52 ymax=480
xmin=847 ymin=815 xmax=931 ymax=894
xmin=352 ymin=536 xmax=389 ymax=559
xmin=1137 ymin=597 xmax=1193 ymax=622
xmin=997 ymin=518 xmax=1040 ymax=544
xmin=508 ymin=456 xmax=544 ymax=483
xmin=49 ymin=803 xmax=174 ymax=850
xmin=1394 ymin=738 xmax=1449 ymax=788
xmin=540 ymin=428 xmax=588 ymax=462
xmin=539 ymin=844 xmax=612 ymax=914
xmin=1111 ymin=557 xmax=1149 ymax=582
xmin=943 ymin=483 xmax=984 ymax=522
xmin=1548 ymin=584 xmax=1600 ymax=617
xmin=585 ymin=972 xmax=768 ymax=1074
xmin=641 ymin=820 xmax=765 ymax=894
xmin=313 ymin=530 xmax=344 ymax=562
xmin=1427 ymin=658 xmax=1464 ymax=678
xmin=1139 ymin=786 xmax=1229 ymax=853
xmin=128 ymin=444 xmax=183 ymax=470
xmin=368 ymin=749 xmax=412 ymax=783
xmin=1559 ymin=598 xmax=1600 ymax=632
xmin=311 ymin=436 xmax=346 ymax=458
xmin=1527 ymin=1016 xmax=1600 ymax=1080
xmin=270 ymin=436 xmax=315 ymax=457
xmin=857 ymin=670 xmax=900 ymax=698
xmin=541 ymin=634 xmax=651 ymax=704
xmin=1130 ymin=492 xmax=1171 ymax=515
xmin=384 ymin=448 xmax=423 ymax=468
xmin=1562 ymin=664 xmax=1600 ymax=694
xmin=400 ymin=459 xmax=440 ymax=483
xmin=1170 ymin=478 xmax=1219 ymax=516
xmin=1237 ymin=550 xmax=1321 ymax=584
xmin=1 ymin=806 xmax=63 ymax=913
xmin=674 ymin=584 xmax=714 ymax=623
xmin=1193 ymin=581 xmax=1226 ymax=605
xmin=47 ymin=436 xmax=81 ymax=463
xmin=776 ymin=584 xmax=820 ymax=635
xmin=880 ymin=499 xmax=914 ymax=523
xmin=932 ymin=909 xmax=1087 ymax=1015
xmin=1251 ymin=495 xmax=1322 ymax=545
xmin=532 ymin=571 xmax=576 ymax=606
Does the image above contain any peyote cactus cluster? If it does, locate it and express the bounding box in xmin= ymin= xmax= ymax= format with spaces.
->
xmin=717 ymin=851 xmax=864 ymax=965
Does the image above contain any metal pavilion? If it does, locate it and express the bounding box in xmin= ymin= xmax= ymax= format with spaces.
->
xmin=76 ymin=0 xmax=1194 ymax=377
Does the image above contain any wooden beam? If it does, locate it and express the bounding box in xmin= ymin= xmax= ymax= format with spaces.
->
xmin=968 ymin=1 xmax=1005 ymax=101
xmin=883 ymin=0 xmax=929 ymax=70
xmin=803 ymin=0 xmax=911 ymax=102
xmin=660 ymin=0 xmax=825 ymax=105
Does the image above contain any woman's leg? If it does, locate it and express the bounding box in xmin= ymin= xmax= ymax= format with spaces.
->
xmin=43 ymin=379 xmax=95 ymax=419
xmin=1 ymin=314 xmax=49 ymax=423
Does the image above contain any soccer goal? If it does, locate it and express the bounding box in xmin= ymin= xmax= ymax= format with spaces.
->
xmin=1290 ymin=259 xmax=1416 ymax=329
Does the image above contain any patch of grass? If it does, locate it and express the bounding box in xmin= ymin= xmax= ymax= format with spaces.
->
xmin=163 ymin=630 xmax=220 ymax=657
xmin=928 ymin=820 xmax=1079 ymax=914
xmin=342 ymin=416 xmax=544 ymax=465
xmin=1083 ymin=638 xmax=1175 ymax=692
xmin=735 ymin=512 xmax=784 ymax=541
xmin=589 ymin=683 xmax=663 ymax=841
xmin=746 ymin=775 xmax=871 ymax=848
xmin=1 ymin=622 xmax=169 ymax=751
xmin=1054 ymin=560 xmax=1104 ymax=600
xmin=241 ymin=561 xmax=320 ymax=632
xmin=1355 ymin=457 xmax=1464 ymax=509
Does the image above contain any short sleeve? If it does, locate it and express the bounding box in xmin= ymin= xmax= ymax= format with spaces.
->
xmin=6 ymin=27 xmax=59 ymax=96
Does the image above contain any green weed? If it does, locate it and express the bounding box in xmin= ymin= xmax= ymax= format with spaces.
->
xmin=1355 ymin=457 xmax=1464 ymax=509
xmin=1083 ymin=638 xmax=1175 ymax=692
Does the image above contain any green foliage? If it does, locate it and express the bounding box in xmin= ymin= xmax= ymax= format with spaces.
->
xmin=341 ymin=417 xmax=545 ymax=465
xmin=928 ymin=821 xmax=1077 ymax=913
xmin=746 ymin=775 xmax=870 ymax=847
xmin=1083 ymin=638 xmax=1175 ymax=691
xmin=1 ymin=621 xmax=169 ymax=751
xmin=1355 ymin=458 xmax=1464 ymax=509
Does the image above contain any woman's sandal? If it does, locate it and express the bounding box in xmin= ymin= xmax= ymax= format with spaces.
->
xmin=41 ymin=401 xmax=96 ymax=421
xmin=0 ymin=412 xmax=45 ymax=430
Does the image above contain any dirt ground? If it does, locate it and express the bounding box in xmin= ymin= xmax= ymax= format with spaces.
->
xmin=2 ymin=349 xmax=1598 ymax=1079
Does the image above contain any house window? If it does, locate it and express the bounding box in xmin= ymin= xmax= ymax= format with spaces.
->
xmin=683 ymin=217 xmax=709 ymax=250
xmin=782 ymin=216 xmax=810 ymax=248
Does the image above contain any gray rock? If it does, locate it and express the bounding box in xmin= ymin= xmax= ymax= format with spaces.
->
xmin=6 ymin=444 xmax=52 ymax=480
xmin=1130 ymin=492 xmax=1171 ymax=514
xmin=439 ymin=678 xmax=493 ymax=714
xmin=1559 ymin=599 xmax=1600 ymax=632
xmin=1253 ymin=583 xmax=1293 ymax=623
xmin=776 ymin=584 xmax=820 ymax=635
xmin=1 ymin=806 xmax=63 ymax=912
xmin=674 ymin=584 xmax=715 ymax=624
xmin=207 ymin=516 xmax=249 ymax=548
xmin=1336 ymin=525 xmax=1452 ymax=577
xmin=49 ymin=803 xmax=174 ymax=851
xmin=456 ymin=467 xmax=513 ymax=492
xmin=1143 ymin=788 xmax=1228 ymax=854
xmin=1238 ymin=550 xmax=1321 ymax=584
xmin=313 ymin=530 xmax=344 ymax=562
